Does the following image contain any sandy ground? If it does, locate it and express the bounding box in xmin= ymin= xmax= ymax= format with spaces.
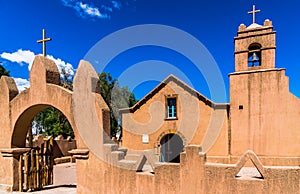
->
xmin=0 ymin=163 xmax=76 ymax=194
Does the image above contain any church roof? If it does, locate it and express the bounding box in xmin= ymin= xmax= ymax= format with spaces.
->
xmin=120 ymin=74 xmax=228 ymax=114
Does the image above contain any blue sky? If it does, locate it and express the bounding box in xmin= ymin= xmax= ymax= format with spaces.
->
xmin=0 ymin=0 xmax=299 ymax=102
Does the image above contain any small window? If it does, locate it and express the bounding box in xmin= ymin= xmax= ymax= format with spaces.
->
xmin=248 ymin=43 xmax=262 ymax=67
xmin=167 ymin=98 xmax=177 ymax=119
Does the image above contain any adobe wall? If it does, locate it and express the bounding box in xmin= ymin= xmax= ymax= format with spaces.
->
xmin=53 ymin=138 xmax=77 ymax=158
xmin=0 ymin=76 xmax=18 ymax=187
xmin=230 ymin=68 xmax=300 ymax=157
xmin=121 ymin=79 xmax=229 ymax=156
xmin=27 ymin=135 xmax=77 ymax=159
xmin=75 ymin=144 xmax=300 ymax=194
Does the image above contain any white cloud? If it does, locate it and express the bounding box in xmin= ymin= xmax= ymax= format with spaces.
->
xmin=47 ymin=55 xmax=75 ymax=78
xmin=0 ymin=49 xmax=75 ymax=79
xmin=13 ymin=77 xmax=30 ymax=92
xmin=79 ymin=2 xmax=101 ymax=17
xmin=0 ymin=49 xmax=35 ymax=67
xmin=60 ymin=0 xmax=132 ymax=19
xmin=61 ymin=0 xmax=109 ymax=19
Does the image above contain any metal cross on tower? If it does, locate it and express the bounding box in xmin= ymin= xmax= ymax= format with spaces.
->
xmin=37 ymin=29 xmax=52 ymax=57
xmin=248 ymin=5 xmax=261 ymax=24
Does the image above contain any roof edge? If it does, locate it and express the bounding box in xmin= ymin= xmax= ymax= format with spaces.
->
xmin=120 ymin=74 xmax=228 ymax=114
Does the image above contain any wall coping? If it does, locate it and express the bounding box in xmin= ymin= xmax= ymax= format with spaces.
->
xmin=228 ymin=68 xmax=286 ymax=76
xmin=0 ymin=148 xmax=31 ymax=157
xmin=68 ymin=149 xmax=89 ymax=160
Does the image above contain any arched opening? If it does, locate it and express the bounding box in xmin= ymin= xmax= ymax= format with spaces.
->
xmin=32 ymin=107 xmax=74 ymax=138
xmin=160 ymin=133 xmax=184 ymax=163
xmin=11 ymin=105 xmax=77 ymax=192
xmin=248 ymin=43 xmax=262 ymax=67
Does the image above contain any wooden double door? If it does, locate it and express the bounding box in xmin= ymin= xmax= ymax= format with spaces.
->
xmin=160 ymin=133 xmax=184 ymax=163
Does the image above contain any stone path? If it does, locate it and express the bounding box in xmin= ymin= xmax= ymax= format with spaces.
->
xmin=0 ymin=163 xmax=76 ymax=194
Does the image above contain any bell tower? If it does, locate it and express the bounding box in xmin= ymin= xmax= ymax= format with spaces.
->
xmin=234 ymin=5 xmax=276 ymax=72
xmin=229 ymin=6 xmax=293 ymax=156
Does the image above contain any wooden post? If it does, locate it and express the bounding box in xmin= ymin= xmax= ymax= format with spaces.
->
xmin=49 ymin=137 xmax=53 ymax=185
xmin=36 ymin=149 xmax=40 ymax=189
xmin=40 ymin=144 xmax=43 ymax=186
xmin=44 ymin=140 xmax=48 ymax=165
xmin=30 ymin=149 xmax=36 ymax=190
xmin=18 ymin=154 xmax=23 ymax=192
xmin=24 ymin=153 xmax=29 ymax=191
xmin=45 ymin=140 xmax=49 ymax=185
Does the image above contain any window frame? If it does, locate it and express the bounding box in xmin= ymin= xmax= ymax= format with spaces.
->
xmin=165 ymin=95 xmax=178 ymax=120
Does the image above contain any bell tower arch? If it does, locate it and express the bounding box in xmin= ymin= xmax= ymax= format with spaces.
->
xmin=234 ymin=19 xmax=276 ymax=72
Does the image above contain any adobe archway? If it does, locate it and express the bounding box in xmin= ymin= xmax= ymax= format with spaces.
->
xmin=0 ymin=56 xmax=110 ymax=191
xmin=11 ymin=104 xmax=77 ymax=148
xmin=0 ymin=56 xmax=86 ymax=191
xmin=6 ymin=56 xmax=84 ymax=149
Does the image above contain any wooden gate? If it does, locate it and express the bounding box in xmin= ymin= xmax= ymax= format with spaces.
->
xmin=18 ymin=137 xmax=54 ymax=192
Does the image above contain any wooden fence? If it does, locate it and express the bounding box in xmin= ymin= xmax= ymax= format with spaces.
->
xmin=19 ymin=137 xmax=54 ymax=192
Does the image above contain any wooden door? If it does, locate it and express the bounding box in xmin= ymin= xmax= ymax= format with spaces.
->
xmin=160 ymin=134 xmax=183 ymax=163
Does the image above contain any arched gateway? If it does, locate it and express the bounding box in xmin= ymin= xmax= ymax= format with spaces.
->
xmin=0 ymin=56 xmax=110 ymax=191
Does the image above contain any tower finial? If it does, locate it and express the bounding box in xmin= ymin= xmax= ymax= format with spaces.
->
xmin=248 ymin=5 xmax=261 ymax=24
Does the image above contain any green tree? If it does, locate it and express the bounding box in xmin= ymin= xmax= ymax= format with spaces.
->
xmin=0 ymin=63 xmax=10 ymax=78
xmin=98 ymin=72 xmax=138 ymax=137
xmin=33 ymin=107 xmax=74 ymax=138
xmin=60 ymin=67 xmax=73 ymax=91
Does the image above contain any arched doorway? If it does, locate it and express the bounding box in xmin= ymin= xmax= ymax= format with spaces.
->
xmin=160 ymin=133 xmax=184 ymax=163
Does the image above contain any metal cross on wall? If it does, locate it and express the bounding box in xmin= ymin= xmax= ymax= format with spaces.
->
xmin=37 ymin=29 xmax=52 ymax=57
xmin=248 ymin=5 xmax=261 ymax=24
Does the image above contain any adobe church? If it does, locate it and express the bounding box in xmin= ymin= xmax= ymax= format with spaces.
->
xmin=120 ymin=6 xmax=300 ymax=165
xmin=0 ymin=5 xmax=300 ymax=193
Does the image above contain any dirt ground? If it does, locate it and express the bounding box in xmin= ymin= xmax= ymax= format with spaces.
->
xmin=0 ymin=163 xmax=76 ymax=194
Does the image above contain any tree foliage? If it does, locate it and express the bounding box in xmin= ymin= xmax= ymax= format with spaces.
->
xmin=98 ymin=72 xmax=138 ymax=137
xmin=0 ymin=63 xmax=10 ymax=78
xmin=33 ymin=107 xmax=74 ymax=138
xmin=60 ymin=67 xmax=73 ymax=91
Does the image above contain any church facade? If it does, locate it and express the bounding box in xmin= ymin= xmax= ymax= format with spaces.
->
xmin=121 ymin=18 xmax=300 ymax=165
xmin=120 ymin=75 xmax=229 ymax=161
